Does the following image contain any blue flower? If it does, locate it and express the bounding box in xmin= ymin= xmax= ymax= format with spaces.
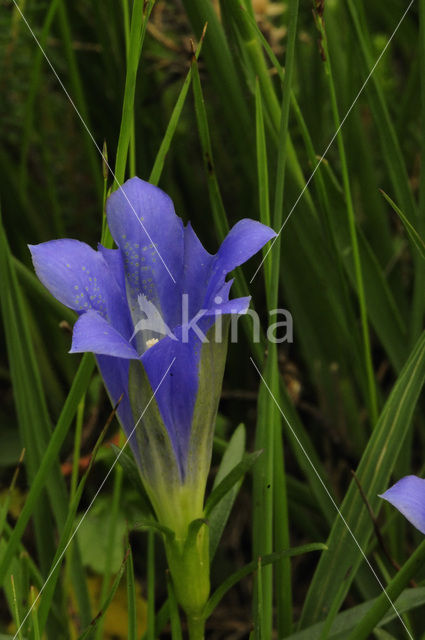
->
xmin=379 ymin=475 xmax=425 ymax=535
xmin=29 ymin=177 xmax=276 ymax=482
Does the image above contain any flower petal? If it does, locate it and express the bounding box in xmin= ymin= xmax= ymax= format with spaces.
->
xmin=106 ymin=178 xmax=184 ymax=328
xmin=182 ymin=222 xmax=214 ymax=318
xmin=141 ymin=329 xmax=200 ymax=475
xmin=29 ymin=239 xmax=132 ymax=339
xmin=205 ymin=219 xmax=277 ymax=306
xmin=71 ymin=311 xmax=139 ymax=359
xmin=98 ymin=245 xmax=127 ymax=294
xmin=140 ymin=296 xmax=249 ymax=475
xmin=379 ymin=475 xmax=425 ymax=534
xmin=96 ymin=355 xmax=140 ymax=461
xmin=205 ymin=296 xmax=251 ymax=317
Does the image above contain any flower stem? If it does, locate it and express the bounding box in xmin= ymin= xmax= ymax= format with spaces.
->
xmin=187 ymin=613 xmax=205 ymax=640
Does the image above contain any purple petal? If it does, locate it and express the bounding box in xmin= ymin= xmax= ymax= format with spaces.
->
xmin=182 ymin=222 xmax=214 ymax=318
xmin=96 ymin=355 xmax=140 ymax=462
xmin=205 ymin=296 xmax=251 ymax=317
xmin=29 ymin=239 xmax=133 ymax=339
xmin=213 ymin=278 xmax=234 ymax=304
xmin=106 ymin=178 xmax=184 ymax=329
xmin=71 ymin=311 xmax=139 ymax=359
xmin=98 ymin=245 xmax=127 ymax=294
xmin=141 ymin=327 xmax=204 ymax=474
xmin=379 ymin=475 xmax=425 ymax=535
xmin=140 ymin=295 xmax=250 ymax=474
xmin=205 ymin=219 xmax=277 ymax=306
xmin=216 ymin=219 xmax=277 ymax=272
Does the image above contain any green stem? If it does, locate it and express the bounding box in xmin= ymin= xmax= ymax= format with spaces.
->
xmin=187 ymin=613 xmax=205 ymax=640
xmin=318 ymin=15 xmax=379 ymax=427
xmin=146 ymin=531 xmax=155 ymax=640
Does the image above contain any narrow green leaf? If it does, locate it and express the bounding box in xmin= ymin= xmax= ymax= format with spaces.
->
xmin=191 ymin=54 xmax=229 ymax=241
xmin=255 ymin=80 xmax=271 ymax=286
xmin=204 ymin=450 xmax=262 ymax=517
xmin=203 ymin=544 xmax=326 ymax=619
xmin=146 ymin=531 xmax=155 ymax=640
xmin=347 ymin=538 xmax=425 ymax=640
xmin=110 ymin=444 xmax=154 ymax=518
xmin=190 ymin=53 xmax=264 ymax=362
xmin=94 ymin=460 xmax=124 ymax=640
xmin=287 ymin=587 xmax=425 ymax=639
xmin=37 ymin=401 xmax=118 ymax=632
xmin=30 ymin=586 xmax=41 ymax=640
xmin=208 ymin=424 xmax=246 ymax=559
xmin=126 ymin=548 xmax=137 ymax=640
xmin=185 ymin=519 xmax=208 ymax=552
xmin=149 ymin=29 xmax=205 ymax=187
xmin=0 ymin=218 xmax=91 ymax=626
xmin=56 ymin=0 xmax=103 ymax=196
xmin=300 ymin=330 xmax=425 ymax=627
xmin=77 ymin=549 xmax=129 ymax=640
xmin=114 ymin=0 xmax=153 ymax=186
xmin=0 ymin=354 xmax=94 ymax=587
xmin=135 ymin=520 xmax=175 ymax=542
xmin=166 ymin=572 xmax=183 ymax=640
xmin=181 ymin=0 xmax=254 ymax=176
xmin=380 ymin=189 xmax=425 ymax=261
xmin=346 ymin=0 xmax=417 ymax=226
xmin=10 ymin=575 xmax=23 ymax=640
xmin=317 ymin=12 xmax=378 ymax=426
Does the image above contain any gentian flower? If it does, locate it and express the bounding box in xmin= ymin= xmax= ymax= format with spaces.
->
xmin=29 ymin=177 xmax=276 ymax=622
xmin=380 ymin=475 xmax=425 ymax=535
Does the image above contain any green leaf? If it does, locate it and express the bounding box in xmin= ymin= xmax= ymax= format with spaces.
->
xmin=203 ymin=544 xmax=327 ymax=620
xmin=300 ymin=329 xmax=425 ymax=627
xmin=37 ymin=405 xmax=116 ymax=633
xmin=76 ymin=500 xmax=127 ymax=574
xmin=346 ymin=0 xmax=417 ymax=226
xmin=166 ymin=572 xmax=183 ymax=640
xmin=185 ymin=320 xmax=231 ymax=497
xmin=110 ymin=444 xmax=154 ymax=519
xmin=191 ymin=53 xmax=229 ymax=241
xmin=208 ymin=424 xmax=246 ymax=559
xmin=184 ymin=518 xmax=208 ymax=552
xmin=380 ymin=189 xmax=425 ymax=261
xmin=181 ymin=0 xmax=254 ymax=178
xmin=126 ymin=547 xmax=138 ymax=640
xmin=0 ymin=354 xmax=95 ymax=587
xmin=204 ymin=449 xmax=262 ymax=518
xmin=286 ymin=587 xmax=425 ymax=639
xmin=134 ymin=520 xmax=175 ymax=542
xmin=347 ymin=537 xmax=425 ymax=640
xmin=149 ymin=29 xmax=205 ymax=187
xmin=0 ymin=217 xmax=91 ymax=627
xmin=77 ymin=549 xmax=129 ymax=640
xmin=113 ymin=0 xmax=153 ymax=186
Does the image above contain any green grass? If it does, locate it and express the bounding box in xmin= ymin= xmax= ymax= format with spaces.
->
xmin=1 ymin=0 xmax=425 ymax=638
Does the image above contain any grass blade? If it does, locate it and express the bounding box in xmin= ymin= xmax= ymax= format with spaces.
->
xmin=300 ymin=329 xmax=425 ymax=627
xmin=208 ymin=424 xmax=246 ymax=559
xmin=204 ymin=544 xmax=326 ymax=620
xmin=126 ymin=547 xmax=137 ymax=640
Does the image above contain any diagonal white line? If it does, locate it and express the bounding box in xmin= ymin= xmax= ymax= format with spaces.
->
xmin=11 ymin=0 xmax=176 ymax=284
xmin=250 ymin=356 xmax=413 ymax=639
xmin=13 ymin=357 xmax=176 ymax=639
xmin=250 ymin=0 xmax=415 ymax=284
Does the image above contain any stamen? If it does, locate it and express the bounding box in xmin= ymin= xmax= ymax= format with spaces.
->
xmin=146 ymin=337 xmax=159 ymax=349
